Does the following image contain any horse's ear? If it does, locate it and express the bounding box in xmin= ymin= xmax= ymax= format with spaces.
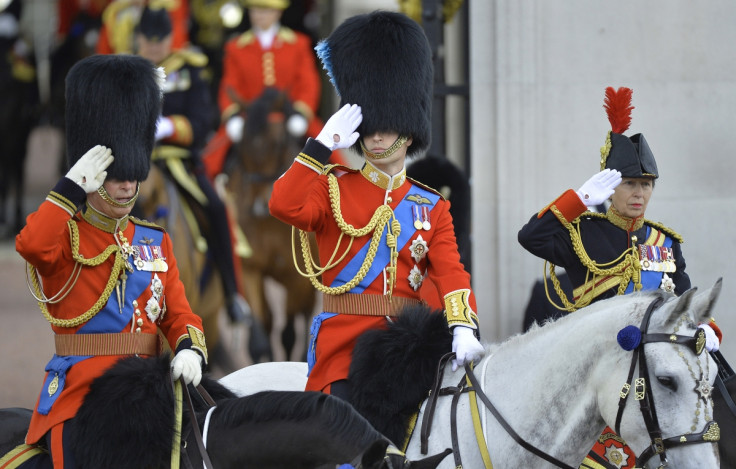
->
xmin=664 ymin=287 xmax=698 ymax=328
xmin=410 ymin=448 xmax=453 ymax=469
xmin=358 ymin=439 xmax=389 ymax=469
xmin=689 ymin=278 xmax=723 ymax=325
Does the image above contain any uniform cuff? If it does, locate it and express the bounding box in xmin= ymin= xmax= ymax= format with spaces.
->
xmin=296 ymin=138 xmax=333 ymax=168
xmin=175 ymin=325 xmax=208 ymax=366
xmin=537 ymin=189 xmax=587 ymax=222
xmin=444 ymin=289 xmax=478 ymax=329
xmin=47 ymin=178 xmax=87 ymax=215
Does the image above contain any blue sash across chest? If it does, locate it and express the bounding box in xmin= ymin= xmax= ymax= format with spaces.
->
xmin=331 ymin=185 xmax=440 ymax=292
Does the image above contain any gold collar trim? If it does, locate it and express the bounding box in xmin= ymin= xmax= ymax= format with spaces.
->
xmin=360 ymin=161 xmax=406 ymax=191
xmin=80 ymin=202 xmax=129 ymax=233
xmin=606 ymin=206 xmax=644 ymax=232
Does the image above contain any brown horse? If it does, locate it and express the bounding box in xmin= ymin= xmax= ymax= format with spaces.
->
xmin=137 ymin=162 xmax=234 ymax=371
xmin=224 ymin=87 xmax=318 ymax=362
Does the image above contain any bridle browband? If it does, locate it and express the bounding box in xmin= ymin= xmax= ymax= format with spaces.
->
xmin=614 ymin=296 xmax=720 ymax=467
xmin=421 ymin=296 xmax=720 ymax=469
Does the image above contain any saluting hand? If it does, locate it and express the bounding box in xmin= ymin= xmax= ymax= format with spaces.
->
xmin=316 ymin=103 xmax=363 ymax=151
xmin=65 ymin=145 xmax=114 ymax=193
xmin=576 ymin=169 xmax=622 ymax=207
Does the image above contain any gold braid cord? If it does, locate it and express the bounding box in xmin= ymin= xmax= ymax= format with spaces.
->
xmin=27 ymin=220 xmax=126 ymax=327
xmin=546 ymin=205 xmax=641 ymax=311
xmin=292 ymin=173 xmax=400 ymax=297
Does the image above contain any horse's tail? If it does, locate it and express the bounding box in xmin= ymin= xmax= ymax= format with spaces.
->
xmin=348 ymin=305 xmax=451 ymax=445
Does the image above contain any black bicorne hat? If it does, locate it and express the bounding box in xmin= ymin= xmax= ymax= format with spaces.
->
xmin=65 ymin=54 xmax=162 ymax=182
xmin=137 ymin=6 xmax=172 ymax=41
xmin=600 ymin=87 xmax=659 ymax=179
xmin=315 ymin=11 xmax=433 ymax=156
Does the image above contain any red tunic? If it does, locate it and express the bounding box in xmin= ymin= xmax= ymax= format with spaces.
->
xmin=16 ymin=179 xmax=205 ymax=444
xmin=269 ymin=140 xmax=476 ymax=392
xmin=203 ymin=26 xmax=325 ymax=178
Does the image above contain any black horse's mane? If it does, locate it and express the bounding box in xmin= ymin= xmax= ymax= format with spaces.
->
xmin=348 ymin=305 xmax=453 ymax=445
xmin=69 ymin=354 xmax=234 ymax=469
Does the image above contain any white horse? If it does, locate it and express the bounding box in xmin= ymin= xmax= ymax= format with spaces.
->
xmin=220 ymin=283 xmax=722 ymax=468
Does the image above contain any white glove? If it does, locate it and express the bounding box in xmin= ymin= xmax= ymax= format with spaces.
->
xmin=576 ymin=169 xmax=622 ymax=207
xmin=225 ymin=115 xmax=244 ymax=143
xmin=700 ymin=324 xmax=720 ymax=352
xmin=451 ymin=326 xmax=485 ymax=371
xmin=171 ymin=349 xmax=203 ymax=386
xmin=286 ymin=113 xmax=308 ymax=137
xmin=316 ymin=103 xmax=362 ymax=151
xmin=65 ymin=145 xmax=114 ymax=193
xmin=155 ymin=116 xmax=175 ymax=141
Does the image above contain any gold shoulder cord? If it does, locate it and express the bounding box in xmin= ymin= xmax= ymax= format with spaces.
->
xmin=292 ymin=173 xmax=401 ymax=298
xmin=545 ymin=205 xmax=641 ymax=312
xmin=26 ymin=220 xmax=126 ymax=327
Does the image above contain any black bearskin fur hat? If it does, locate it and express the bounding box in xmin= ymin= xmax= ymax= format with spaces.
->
xmin=316 ymin=11 xmax=433 ymax=156
xmin=65 ymin=54 xmax=162 ymax=182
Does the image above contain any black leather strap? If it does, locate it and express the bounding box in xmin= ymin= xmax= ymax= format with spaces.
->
xmin=181 ymin=379 xmax=215 ymax=469
xmin=464 ymin=362 xmax=576 ymax=469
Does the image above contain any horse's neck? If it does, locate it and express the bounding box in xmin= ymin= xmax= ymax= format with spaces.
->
xmin=478 ymin=306 xmax=628 ymax=463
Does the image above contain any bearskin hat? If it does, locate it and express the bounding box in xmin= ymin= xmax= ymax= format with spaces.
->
xmin=600 ymin=87 xmax=659 ymax=179
xmin=65 ymin=54 xmax=162 ymax=182
xmin=315 ymin=10 xmax=433 ymax=156
xmin=137 ymin=5 xmax=172 ymax=41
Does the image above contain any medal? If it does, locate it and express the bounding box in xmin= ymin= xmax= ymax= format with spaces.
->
xmin=412 ymin=205 xmax=423 ymax=229
xmin=421 ymin=206 xmax=431 ymax=230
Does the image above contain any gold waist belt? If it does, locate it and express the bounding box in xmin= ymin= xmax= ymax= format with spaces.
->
xmin=323 ymin=293 xmax=424 ymax=317
xmin=54 ymin=333 xmax=159 ymax=356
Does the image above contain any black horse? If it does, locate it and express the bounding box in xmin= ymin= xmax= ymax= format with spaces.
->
xmin=0 ymin=355 xmax=450 ymax=468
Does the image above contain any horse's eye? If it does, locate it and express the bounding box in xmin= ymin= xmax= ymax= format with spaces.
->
xmin=657 ymin=376 xmax=678 ymax=392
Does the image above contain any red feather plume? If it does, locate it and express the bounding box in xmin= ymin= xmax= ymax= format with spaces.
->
xmin=603 ymin=87 xmax=634 ymax=134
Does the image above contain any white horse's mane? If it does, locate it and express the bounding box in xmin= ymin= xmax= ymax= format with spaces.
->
xmin=483 ymin=289 xmax=672 ymax=355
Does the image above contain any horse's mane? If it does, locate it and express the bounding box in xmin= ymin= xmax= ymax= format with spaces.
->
xmin=69 ymin=354 xmax=235 ymax=469
xmin=215 ymin=390 xmax=384 ymax=443
xmin=244 ymin=87 xmax=288 ymax=137
xmin=348 ymin=305 xmax=452 ymax=444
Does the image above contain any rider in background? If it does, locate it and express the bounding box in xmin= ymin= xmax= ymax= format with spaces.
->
xmin=202 ymin=0 xmax=329 ymax=180
xmin=269 ymin=10 xmax=485 ymax=400
xmin=135 ymin=5 xmax=251 ymax=325
xmin=15 ymin=54 xmax=206 ymax=469
xmin=96 ymin=0 xmax=189 ymax=55
xmin=517 ymin=86 xmax=722 ymax=469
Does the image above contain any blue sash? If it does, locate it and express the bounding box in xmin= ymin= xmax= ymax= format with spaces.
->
xmin=331 ymin=185 xmax=440 ymax=292
xmin=38 ymin=225 xmax=164 ymax=414
xmin=625 ymin=226 xmax=674 ymax=293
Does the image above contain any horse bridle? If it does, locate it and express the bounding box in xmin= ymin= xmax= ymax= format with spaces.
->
xmin=614 ymin=296 xmax=720 ymax=467
xmin=422 ymin=297 xmax=720 ymax=469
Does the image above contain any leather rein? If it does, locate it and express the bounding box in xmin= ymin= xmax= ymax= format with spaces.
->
xmin=170 ymin=374 xmax=217 ymax=469
xmin=420 ymin=297 xmax=720 ymax=469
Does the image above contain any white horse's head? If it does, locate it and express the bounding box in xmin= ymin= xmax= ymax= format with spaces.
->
xmin=603 ymin=280 xmax=722 ymax=468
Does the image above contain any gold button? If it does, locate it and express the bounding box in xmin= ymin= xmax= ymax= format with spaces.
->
xmin=132 ymin=300 xmax=138 ymax=307
xmin=386 ymin=196 xmax=393 ymax=204
xmin=135 ymin=327 xmax=141 ymax=333
xmin=135 ymin=309 xmax=141 ymax=316
xmin=137 ymin=318 xmax=144 ymax=326
xmin=631 ymin=235 xmax=638 ymax=243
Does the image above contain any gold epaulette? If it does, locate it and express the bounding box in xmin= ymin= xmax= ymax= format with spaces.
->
xmin=406 ymin=176 xmax=447 ymax=201
xmin=130 ymin=216 xmax=166 ymax=231
xmin=276 ymin=26 xmax=297 ymax=43
xmin=161 ymin=49 xmax=209 ymax=72
xmin=644 ymin=220 xmax=684 ymax=244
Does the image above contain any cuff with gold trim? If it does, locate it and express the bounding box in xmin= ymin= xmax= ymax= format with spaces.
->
xmin=443 ymin=289 xmax=478 ymax=329
xmin=47 ymin=178 xmax=87 ymax=215
xmin=296 ymin=138 xmax=332 ymax=170
xmin=175 ymin=325 xmax=208 ymax=366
